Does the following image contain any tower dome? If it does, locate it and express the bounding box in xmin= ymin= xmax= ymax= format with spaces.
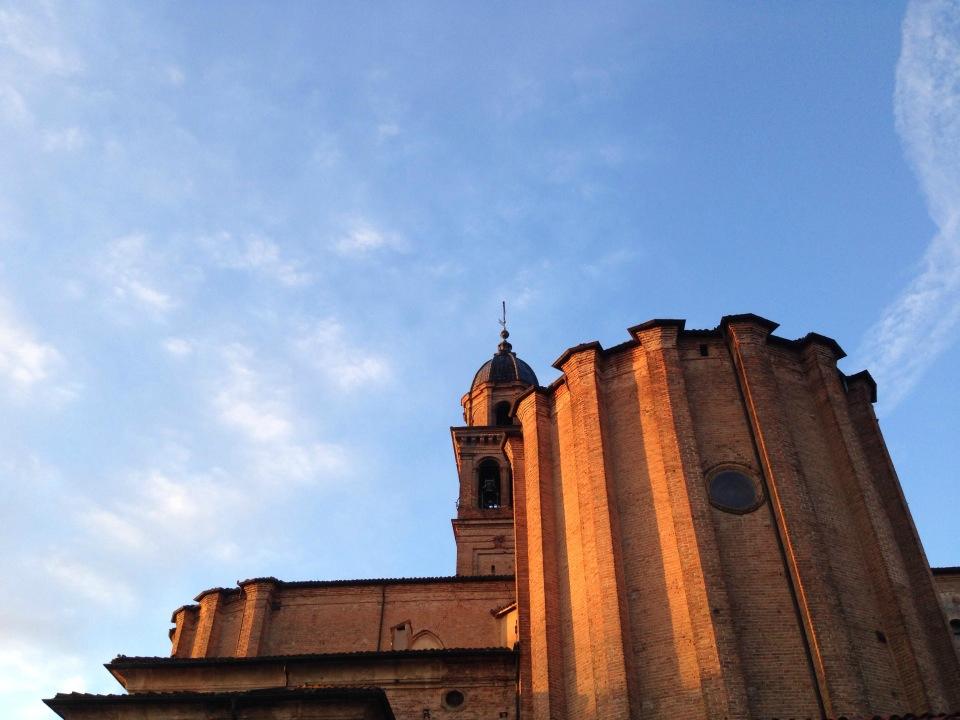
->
xmin=470 ymin=328 xmax=539 ymax=390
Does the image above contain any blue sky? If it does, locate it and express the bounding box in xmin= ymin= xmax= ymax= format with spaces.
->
xmin=1 ymin=1 xmax=958 ymax=717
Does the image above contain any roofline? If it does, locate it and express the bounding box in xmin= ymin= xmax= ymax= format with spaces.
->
xmin=194 ymin=574 xmax=514 ymax=601
xmin=45 ymin=687 xmax=396 ymax=719
xmin=932 ymin=566 xmax=960 ymax=576
xmin=542 ymin=314 xmax=869 ymax=400
xmin=108 ymin=646 xmax=519 ymax=669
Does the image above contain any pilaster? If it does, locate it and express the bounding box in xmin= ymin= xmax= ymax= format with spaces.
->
xmin=557 ymin=347 xmax=632 ymax=719
xmin=843 ymin=369 xmax=960 ymax=709
xmin=236 ymin=579 xmax=276 ymax=657
xmin=631 ymin=322 xmax=750 ymax=719
xmin=724 ymin=316 xmax=868 ymax=716
xmin=191 ymin=590 xmax=222 ymax=659
xmin=514 ymin=390 xmax=566 ymax=720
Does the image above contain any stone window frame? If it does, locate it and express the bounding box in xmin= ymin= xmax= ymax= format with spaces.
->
xmin=704 ymin=462 xmax=765 ymax=515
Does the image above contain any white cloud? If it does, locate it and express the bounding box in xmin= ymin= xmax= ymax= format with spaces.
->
xmin=210 ymin=343 xmax=350 ymax=484
xmin=202 ymin=232 xmax=310 ymax=286
xmin=334 ymin=220 xmax=404 ymax=256
xmin=377 ymin=122 xmax=400 ymax=140
xmin=0 ymin=84 xmax=29 ymax=124
xmin=162 ymin=336 xmax=193 ymax=357
xmin=215 ymin=345 xmax=293 ymax=442
xmin=78 ymin=466 xmax=249 ymax=562
xmin=311 ymin=133 xmax=340 ymax=167
xmin=42 ymin=126 xmax=86 ymax=152
xmin=98 ymin=234 xmax=177 ymax=314
xmin=295 ymin=318 xmax=392 ymax=390
xmin=0 ymin=6 xmax=82 ymax=77
xmin=43 ymin=556 xmax=135 ymax=609
xmin=858 ymin=0 xmax=960 ymax=409
xmin=583 ymin=247 xmax=641 ymax=278
xmin=0 ymin=640 xmax=87 ymax=701
xmin=81 ymin=507 xmax=147 ymax=552
xmin=0 ymin=297 xmax=64 ymax=394
xmin=253 ymin=441 xmax=347 ymax=483
xmin=163 ymin=64 xmax=185 ymax=87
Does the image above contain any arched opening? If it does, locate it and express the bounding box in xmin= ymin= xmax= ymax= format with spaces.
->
xmin=410 ymin=629 xmax=444 ymax=650
xmin=478 ymin=458 xmax=501 ymax=509
xmin=494 ymin=401 xmax=512 ymax=426
xmin=951 ymin=618 xmax=960 ymax=637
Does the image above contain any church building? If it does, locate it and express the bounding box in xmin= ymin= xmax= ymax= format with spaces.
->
xmin=45 ymin=313 xmax=960 ymax=719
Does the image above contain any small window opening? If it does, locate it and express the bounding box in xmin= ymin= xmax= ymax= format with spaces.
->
xmin=494 ymin=401 xmax=512 ymax=426
xmin=491 ymin=564 xmax=496 ymax=574
xmin=478 ymin=459 xmax=501 ymax=509
xmin=950 ymin=618 xmax=960 ymax=636
xmin=444 ymin=690 xmax=465 ymax=708
xmin=699 ymin=344 xmax=709 ymax=357
xmin=875 ymin=629 xmax=887 ymax=643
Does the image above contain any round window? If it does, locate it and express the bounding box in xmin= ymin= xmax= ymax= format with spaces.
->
xmin=708 ymin=470 xmax=760 ymax=512
xmin=444 ymin=690 xmax=465 ymax=708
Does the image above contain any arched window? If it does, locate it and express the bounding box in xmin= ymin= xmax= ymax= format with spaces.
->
xmin=478 ymin=458 xmax=501 ymax=509
xmin=494 ymin=401 xmax=512 ymax=426
xmin=951 ymin=618 xmax=960 ymax=637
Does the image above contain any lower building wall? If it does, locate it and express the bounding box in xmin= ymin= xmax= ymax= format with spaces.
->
xmin=110 ymin=652 xmax=518 ymax=720
xmin=174 ymin=577 xmax=515 ymax=659
xmin=934 ymin=570 xmax=960 ymax=660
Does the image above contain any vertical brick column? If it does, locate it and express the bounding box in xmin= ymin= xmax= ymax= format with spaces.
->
xmin=236 ymin=579 xmax=276 ymax=657
xmin=844 ymin=372 xmax=960 ymax=710
xmin=169 ymin=607 xmax=189 ymax=657
xmin=724 ymin=317 xmax=868 ymax=717
xmin=559 ymin=348 xmax=632 ymax=720
xmin=191 ymin=590 xmax=221 ymax=658
xmin=803 ymin=342 xmax=935 ymax=708
xmin=514 ymin=390 xmax=566 ymax=720
xmin=632 ymin=323 xmax=750 ymax=719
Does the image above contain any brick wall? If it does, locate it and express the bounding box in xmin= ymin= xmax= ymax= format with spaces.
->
xmin=171 ymin=577 xmax=515 ymax=659
xmin=512 ymin=315 xmax=960 ymax=720
xmin=933 ymin=570 xmax=960 ymax=659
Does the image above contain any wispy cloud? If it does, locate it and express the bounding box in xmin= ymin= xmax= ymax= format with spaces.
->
xmin=201 ymin=232 xmax=311 ymax=287
xmin=0 ymin=84 xmax=29 ymax=124
xmin=43 ymin=556 xmax=135 ymax=609
xmin=162 ymin=64 xmax=184 ymax=87
xmin=77 ymin=465 xmax=246 ymax=560
xmin=582 ymin=247 xmax=641 ymax=278
xmin=162 ymin=336 xmax=193 ymax=357
xmin=0 ymin=295 xmax=67 ymax=399
xmin=212 ymin=344 xmax=348 ymax=482
xmin=377 ymin=122 xmax=400 ymax=141
xmin=858 ymin=0 xmax=960 ymax=409
xmin=42 ymin=125 xmax=86 ymax=152
xmin=215 ymin=344 xmax=293 ymax=442
xmin=0 ymin=5 xmax=83 ymax=77
xmin=333 ymin=220 xmax=404 ymax=257
xmin=294 ymin=318 xmax=392 ymax=390
xmin=0 ymin=641 xmax=88 ymax=718
xmin=97 ymin=234 xmax=177 ymax=314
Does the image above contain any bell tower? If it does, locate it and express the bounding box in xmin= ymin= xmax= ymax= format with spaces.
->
xmin=451 ymin=307 xmax=538 ymax=576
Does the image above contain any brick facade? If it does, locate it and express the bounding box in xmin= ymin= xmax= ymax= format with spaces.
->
xmin=46 ymin=314 xmax=960 ymax=720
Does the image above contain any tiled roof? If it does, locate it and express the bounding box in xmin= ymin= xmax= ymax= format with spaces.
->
xmin=192 ymin=573 xmax=515 ymax=601
xmin=931 ymin=566 xmax=960 ymax=575
xmin=109 ymin=647 xmax=519 ymax=667
xmin=45 ymin=687 xmax=396 ymax=720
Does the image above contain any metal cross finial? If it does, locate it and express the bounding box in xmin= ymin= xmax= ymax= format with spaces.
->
xmin=497 ymin=300 xmax=512 ymax=352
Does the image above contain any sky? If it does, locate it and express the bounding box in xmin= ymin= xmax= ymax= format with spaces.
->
xmin=1 ymin=1 xmax=958 ymax=717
